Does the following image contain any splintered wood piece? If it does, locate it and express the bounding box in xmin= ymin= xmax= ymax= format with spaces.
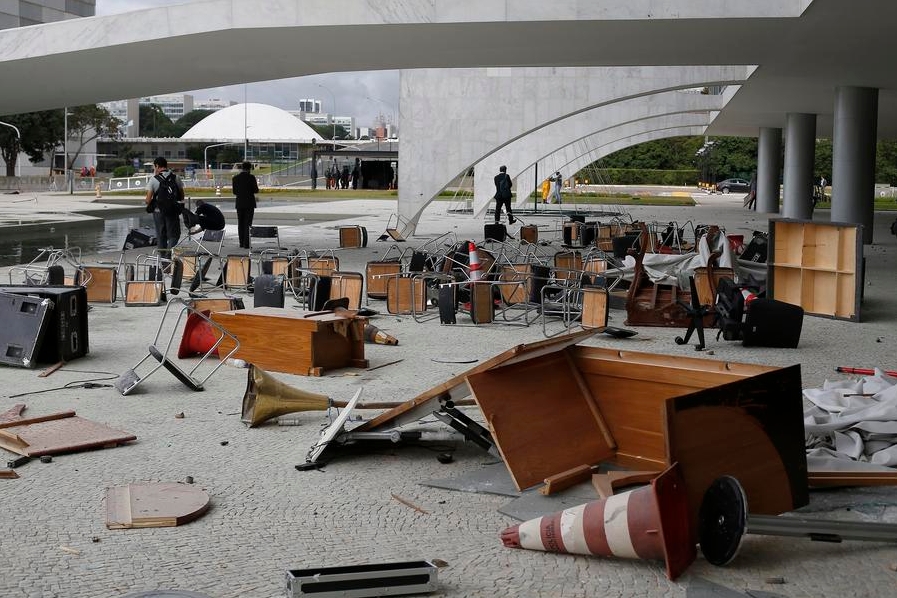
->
xmin=808 ymin=470 xmax=897 ymax=487
xmin=0 ymin=404 xmax=26 ymax=423
xmin=0 ymin=412 xmax=135 ymax=457
xmin=591 ymin=470 xmax=661 ymax=499
xmin=1 ymin=469 xmax=19 ymax=479
xmin=539 ymin=464 xmax=595 ymax=495
xmin=38 ymin=362 xmax=66 ymax=378
xmin=105 ymin=483 xmax=211 ymax=529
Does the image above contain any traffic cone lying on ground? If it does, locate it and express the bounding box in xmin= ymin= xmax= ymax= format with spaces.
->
xmin=364 ymin=323 xmax=398 ymax=345
xmin=467 ymin=240 xmax=483 ymax=281
xmin=499 ymin=464 xmax=695 ymax=580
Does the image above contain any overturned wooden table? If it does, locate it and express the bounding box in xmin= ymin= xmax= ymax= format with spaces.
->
xmin=212 ymin=307 xmax=368 ymax=376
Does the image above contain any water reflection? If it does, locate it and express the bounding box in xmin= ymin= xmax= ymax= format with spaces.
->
xmin=0 ymin=214 xmax=156 ymax=267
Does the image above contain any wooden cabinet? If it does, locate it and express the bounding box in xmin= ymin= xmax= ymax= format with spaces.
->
xmin=211 ymin=307 xmax=368 ymax=376
xmin=768 ymin=219 xmax=863 ymax=321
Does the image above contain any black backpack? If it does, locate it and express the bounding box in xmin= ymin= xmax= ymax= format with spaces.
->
xmin=153 ymin=172 xmax=183 ymax=217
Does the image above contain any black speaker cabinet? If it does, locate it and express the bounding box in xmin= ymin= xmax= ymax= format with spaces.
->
xmin=0 ymin=285 xmax=90 ymax=363
xmin=0 ymin=291 xmax=53 ymax=368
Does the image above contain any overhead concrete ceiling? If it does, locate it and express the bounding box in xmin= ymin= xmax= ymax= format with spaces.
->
xmin=0 ymin=0 xmax=895 ymax=137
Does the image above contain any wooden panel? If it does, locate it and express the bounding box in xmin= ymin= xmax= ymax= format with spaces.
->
xmin=768 ymin=219 xmax=862 ymax=321
xmin=467 ymin=350 xmax=615 ymax=490
xmin=386 ymin=276 xmax=424 ymax=314
xmin=83 ymin=266 xmax=117 ymax=303
xmin=580 ymin=287 xmax=608 ymax=329
xmin=520 ymin=225 xmax=538 ymax=244
xmin=309 ymin=257 xmax=339 ymax=277
xmin=553 ymin=251 xmax=582 ymax=281
xmin=125 ymin=281 xmax=164 ymax=306
xmin=191 ymin=298 xmax=242 ymax=313
xmin=330 ymin=272 xmax=364 ymax=310
xmin=212 ymin=308 xmax=367 ymax=376
xmin=0 ymin=411 xmax=135 ymax=457
xmin=365 ymin=261 xmax=401 ymax=299
xmin=498 ymin=265 xmax=530 ymax=305
xmin=355 ymin=329 xmax=600 ymax=433
xmin=106 ymin=483 xmax=210 ymax=529
xmin=339 ymin=226 xmax=364 ymax=248
xmin=225 ymin=255 xmax=251 ymax=287
xmin=665 ymin=365 xmax=807 ymax=529
xmin=469 ymin=282 xmax=494 ymax=324
xmin=693 ymin=266 xmax=733 ymax=307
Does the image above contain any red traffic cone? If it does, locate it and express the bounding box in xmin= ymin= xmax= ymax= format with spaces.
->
xmin=468 ymin=241 xmax=483 ymax=281
xmin=499 ymin=464 xmax=695 ymax=580
xmin=177 ymin=310 xmax=220 ymax=358
xmin=740 ymin=289 xmax=758 ymax=307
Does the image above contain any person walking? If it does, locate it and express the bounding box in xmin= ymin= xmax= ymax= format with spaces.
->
xmin=232 ymin=161 xmax=258 ymax=249
xmin=493 ymin=165 xmax=516 ymax=224
xmin=144 ymin=156 xmax=185 ymax=258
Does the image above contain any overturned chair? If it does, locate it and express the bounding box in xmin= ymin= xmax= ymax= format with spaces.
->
xmin=114 ymin=297 xmax=240 ymax=395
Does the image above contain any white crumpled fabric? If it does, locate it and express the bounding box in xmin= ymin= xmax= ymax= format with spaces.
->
xmin=804 ymin=369 xmax=897 ymax=469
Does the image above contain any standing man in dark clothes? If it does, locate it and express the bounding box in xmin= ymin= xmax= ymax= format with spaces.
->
xmin=493 ymin=165 xmax=516 ymax=224
xmin=232 ymin=161 xmax=258 ymax=249
xmin=182 ymin=199 xmax=226 ymax=234
xmin=144 ymin=156 xmax=185 ymax=257
xmin=351 ymin=159 xmax=360 ymax=190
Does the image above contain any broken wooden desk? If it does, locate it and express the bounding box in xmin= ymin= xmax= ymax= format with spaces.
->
xmin=212 ymin=307 xmax=368 ymax=376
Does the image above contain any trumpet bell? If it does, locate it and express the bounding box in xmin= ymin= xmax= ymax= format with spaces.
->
xmin=241 ymin=365 xmax=331 ymax=427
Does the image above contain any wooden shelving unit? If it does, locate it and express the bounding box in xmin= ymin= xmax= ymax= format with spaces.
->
xmin=768 ymin=219 xmax=863 ymax=321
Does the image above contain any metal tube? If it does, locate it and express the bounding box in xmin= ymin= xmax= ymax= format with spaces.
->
xmin=747 ymin=514 xmax=897 ymax=544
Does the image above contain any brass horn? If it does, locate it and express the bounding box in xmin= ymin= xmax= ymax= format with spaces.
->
xmin=241 ymin=365 xmax=332 ymax=427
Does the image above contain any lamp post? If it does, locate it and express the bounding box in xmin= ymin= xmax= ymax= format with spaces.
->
xmin=316 ymin=83 xmax=337 ymax=151
xmin=204 ymin=142 xmax=232 ymax=184
xmin=63 ymin=107 xmax=72 ymax=194
xmin=0 ymin=120 xmax=21 ymax=179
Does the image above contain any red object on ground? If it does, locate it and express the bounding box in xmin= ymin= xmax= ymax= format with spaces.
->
xmin=836 ymin=367 xmax=897 ymax=377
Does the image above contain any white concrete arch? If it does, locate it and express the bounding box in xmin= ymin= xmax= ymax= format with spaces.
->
xmin=513 ymin=116 xmax=714 ymax=205
xmin=472 ymin=90 xmax=725 ymax=216
xmin=513 ymin=125 xmax=709 ymax=208
xmin=398 ymin=65 xmax=752 ymax=231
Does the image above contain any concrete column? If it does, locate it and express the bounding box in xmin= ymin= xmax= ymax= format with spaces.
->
xmin=782 ymin=113 xmax=816 ymax=220
xmin=831 ymin=86 xmax=878 ymax=244
xmin=756 ymin=127 xmax=782 ymax=213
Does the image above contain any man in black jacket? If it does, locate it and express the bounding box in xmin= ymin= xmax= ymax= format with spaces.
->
xmin=493 ymin=165 xmax=516 ymax=224
xmin=232 ymin=161 xmax=259 ymax=248
xmin=182 ymin=199 xmax=225 ymax=234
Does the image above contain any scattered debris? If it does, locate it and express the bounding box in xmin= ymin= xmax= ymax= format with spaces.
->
xmin=174 ymin=412 xmax=185 ymax=419
xmin=184 ymin=476 xmax=194 ymax=484
xmin=39 ymin=455 xmax=52 ymax=463
xmin=764 ymin=578 xmax=786 ymax=585
xmin=220 ymin=441 xmax=228 ymax=446
xmin=390 ymin=493 xmax=429 ymax=515
xmin=0 ymin=410 xmax=135 ymax=457
xmin=59 ymin=546 xmax=81 ymax=556
xmin=106 ymin=483 xmax=211 ymax=529
xmin=6 ymin=455 xmax=30 ymax=468
xmin=0 ymin=469 xmax=19 ymax=479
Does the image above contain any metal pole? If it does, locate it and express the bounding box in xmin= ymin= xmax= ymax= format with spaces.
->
xmin=64 ymin=107 xmax=72 ymax=194
xmin=534 ymin=163 xmax=539 ymax=213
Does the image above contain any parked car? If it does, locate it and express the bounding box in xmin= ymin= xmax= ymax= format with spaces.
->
xmin=715 ymin=178 xmax=751 ymax=193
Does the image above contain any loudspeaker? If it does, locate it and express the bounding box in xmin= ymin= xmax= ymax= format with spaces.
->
xmin=253 ymin=274 xmax=285 ymax=308
xmin=743 ymin=299 xmax=803 ymax=348
xmin=484 ymin=223 xmax=507 ymax=242
xmin=0 ymin=291 xmax=53 ymax=368
xmin=123 ymin=227 xmax=157 ymax=250
xmin=241 ymin=365 xmax=332 ymax=427
xmin=0 ymin=285 xmax=89 ymax=363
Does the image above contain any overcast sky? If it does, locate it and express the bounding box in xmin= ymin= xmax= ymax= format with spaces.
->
xmin=94 ymin=0 xmax=399 ymax=128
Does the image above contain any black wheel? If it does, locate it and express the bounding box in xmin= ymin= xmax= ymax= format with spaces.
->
xmin=721 ymin=187 xmax=730 ymax=194
xmin=698 ymin=475 xmax=748 ymax=566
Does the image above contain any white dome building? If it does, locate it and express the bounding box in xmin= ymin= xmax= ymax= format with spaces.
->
xmin=182 ymin=102 xmax=323 ymax=143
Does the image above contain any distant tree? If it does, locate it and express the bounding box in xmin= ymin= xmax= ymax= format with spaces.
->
xmin=64 ymin=104 xmax=121 ymax=172
xmin=139 ymin=104 xmax=177 ymax=137
xmin=307 ymin=122 xmax=349 ymax=140
xmin=875 ymin=140 xmax=897 ymax=187
xmin=0 ymin=109 xmax=64 ymax=176
xmin=184 ymin=145 xmax=205 ymax=163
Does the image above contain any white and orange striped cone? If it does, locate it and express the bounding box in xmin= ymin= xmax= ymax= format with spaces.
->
xmin=499 ymin=464 xmax=695 ymax=580
xmin=467 ymin=241 xmax=483 ymax=281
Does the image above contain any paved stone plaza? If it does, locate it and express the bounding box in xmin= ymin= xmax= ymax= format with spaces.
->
xmin=0 ymin=192 xmax=895 ymax=597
